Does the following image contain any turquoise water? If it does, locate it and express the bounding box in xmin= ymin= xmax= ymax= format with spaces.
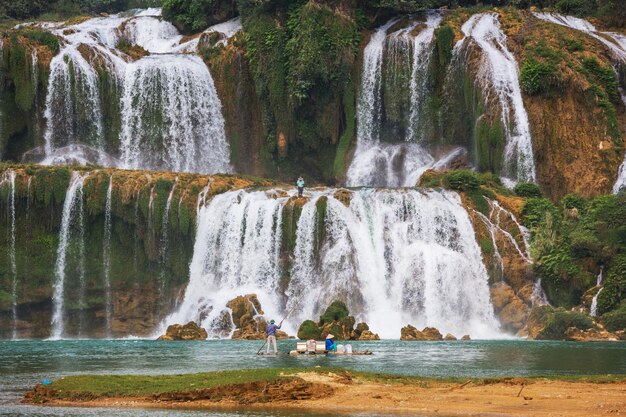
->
xmin=1 ymin=339 xmax=625 ymax=416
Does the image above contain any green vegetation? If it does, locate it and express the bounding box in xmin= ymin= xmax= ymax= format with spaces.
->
xmin=1 ymin=0 xmax=162 ymax=20
xmin=514 ymin=182 xmax=542 ymax=198
xmin=297 ymin=319 xmax=321 ymax=340
xmin=523 ymin=191 xmax=626 ymax=309
xmin=319 ymin=300 xmax=350 ymax=324
xmin=601 ymin=301 xmax=626 ymax=332
xmin=520 ymin=58 xmax=557 ymax=95
xmin=529 ymin=305 xmax=595 ymax=340
xmin=162 ymin=0 xmax=236 ymax=34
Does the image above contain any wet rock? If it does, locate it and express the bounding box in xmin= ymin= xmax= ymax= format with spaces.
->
xmin=564 ymin=327 xmax=619 ymax=342
xmin=226 ymin=294 xmax=291 ymax=340
xmin=490 ymin=283 xmax=529 ymax=333
xmin=444 ymin=333 xmax=457 ymax=341
xmin=296 ymin=301 xmax=379 ymax=340
xmin=358 ymin=330 xmax=380 ymax=340
xmin=461 ymin=335 xmax=471 ymax=340
xmin=157 ymin=321 xmax=208 ymax=341
xmin=400 ymin=325 xmax=443 ymax=341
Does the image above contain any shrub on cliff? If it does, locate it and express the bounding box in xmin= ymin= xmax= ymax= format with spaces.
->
xmin=445 ymin=170 xmax=480 ymax=192
xmin=520 ymin=58 xmax=556 ymax=95
xmin=297 ymin=320 xmax=321 ymax=340
xmin=521 ymin=197 xmax=559 ymax=229
xmin=597 ymin=255 xmax=626 ymax=315
xmin=601 ymin=301 xmax=626 ymax=332
xmin=529 ymin=305 xmax=595 ymax=340
xmin=514 ymin=182 xmax=542 ymax=198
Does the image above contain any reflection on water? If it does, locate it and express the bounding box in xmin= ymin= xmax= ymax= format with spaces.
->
xmin=1 ymin=339 xmax=625 ymax=416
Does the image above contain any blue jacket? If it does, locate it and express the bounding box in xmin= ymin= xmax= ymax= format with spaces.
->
xmin=325 ymin=339 xmax=336 ymax=351
xmin=266 ymin=323 xmax=281 ymax=336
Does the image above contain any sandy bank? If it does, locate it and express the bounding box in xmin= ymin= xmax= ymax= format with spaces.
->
xmin=24 ymin=370 xmax=626 ymax=416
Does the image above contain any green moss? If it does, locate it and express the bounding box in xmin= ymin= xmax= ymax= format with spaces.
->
xmin=33 ymin=167 xmax=71 ymax=206
xmin=481 ymin=238 xmax=494 ymax=255
xmin=297 ymin=319 xmax=321 ymax=340
xmin=475 ymin=118 xmax=504 ymax=174
xmin=319 ymin=300 xmax=349 ymax=324
xmin=333 ymin=81 xmax=355 ymax=180
xmin=435 ymin=25 xmax=454 ymax=69
xmin=21 ymin=28 xmax=59 ymax=53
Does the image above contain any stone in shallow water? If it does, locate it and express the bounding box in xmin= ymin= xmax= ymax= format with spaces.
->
xmin=158 ymin=321 xmax=208 ymax=340
xmin=400 ymin=325 xmax=443 ymax=341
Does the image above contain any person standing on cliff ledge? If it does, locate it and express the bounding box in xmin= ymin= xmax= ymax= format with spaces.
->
xmin=297 ymin=176 xmax=305 ymax=198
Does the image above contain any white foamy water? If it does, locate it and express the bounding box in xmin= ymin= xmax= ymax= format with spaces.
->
xmin=456 ymin=13 xmax=536 ymax=185
xmin=347 ymin=14 xmax=449 ymax=187
xmin=164 ymin=188 xmax=501 ymax=339
xmin=1 ymin=170 xmax=18 ymax=338
xmin=38 ymin=8 xmax=231 ymax=174
xmin=102 ymin=176 xmax=113 ymax=338
xmin=50 ymin=172 xmax=88 ymax=340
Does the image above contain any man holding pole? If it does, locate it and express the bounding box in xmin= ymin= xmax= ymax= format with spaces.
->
xmin=265 ymin=319 xmax=282 ymax=354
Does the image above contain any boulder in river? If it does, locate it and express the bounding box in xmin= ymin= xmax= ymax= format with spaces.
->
xmin=400 ymin=325 xmax=443 ymax=341
xmin=227 ymin=294 xmax=291 ymax=340
xmin=564 ymin=327 xmax=618 ymax=342
xmin=158 ymin=321 xmax=208 ymax=341
xmin=296 ymin=301 xmax=380 ymax=340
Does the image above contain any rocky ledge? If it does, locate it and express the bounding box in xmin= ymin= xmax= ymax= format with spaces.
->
xmin=296 ymin=301 xmax=380 ymax=341
xmin=157 ymin=322 xmax=208 ymax=341
xmin=400 ymin=325 xmax=470 ymax=341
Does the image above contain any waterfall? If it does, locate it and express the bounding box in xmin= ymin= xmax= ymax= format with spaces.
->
xmin=43 ymin=45 xmax=105 ymax=156
xmin=590 ymin=267 xmax=604 ymax=317
xmin=347 ymin=14 xmax=456 ymax=188
xmin=37 ymin=9 xmax=231 ymax=174
xmin=456 ymin=13 xmax=536 ymax=186
xmin=159 ymin=181 xmax=177 ymax=290
xmin=2 ymin=170 xmax=18 ymax=338
xmin=119 ymin=55 xmax=230 ymax=173
xmin=102 ymin=176 xmax=113 ymax=337
xmin=164 ymin=188 xmax=501 ymax=339
xmin=348 ymin=15 xmax=445 ymax=187
xmin=533 ymin=13 xmax=626 ymax=193
xmin=50 ymin=172 xmax=88 ymax=340
xmin=162 ymin=190 xmax=286 ymax=338
xmin=407 ymin=13 xmax=442 ymax=141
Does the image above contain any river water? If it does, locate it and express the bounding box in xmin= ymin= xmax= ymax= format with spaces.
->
xmin=1 ymin=339 xmax=625 ymax=416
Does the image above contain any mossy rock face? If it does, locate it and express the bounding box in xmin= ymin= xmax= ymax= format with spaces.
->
xmin=527 ymin=305 xmax=595 ymax=340
xmin=297 ymin=320 xmax=321 ymax=340
xmin=319 ymin=300 xmax=350 ymax=324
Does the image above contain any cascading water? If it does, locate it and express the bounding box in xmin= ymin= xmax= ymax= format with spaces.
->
xmin=347 ymin=14 xmax=446 ymax=188
xmin=590 ymin=267 xmax=604 ymax=317
xmin=38 ymin=9 xmax=232 ymax=174
xmin=1 ymin=170 xmax=18 ymax=338
xmin=119 ymin=55 xmax=230 ymax=173
xmin=164 ymin=188 xmax=501 ymax=339
xmin=456 ymin=13 xmax=536 ymax=186
xmin=50 ymin=172 xmax=88 ymax=340
xmin=532 ymin=12 xmax=626 ymax=193
xmin=102 ymin=176 xmax=113 ymax=337
xmin=158 ymin=181 xmax=176 ymax=290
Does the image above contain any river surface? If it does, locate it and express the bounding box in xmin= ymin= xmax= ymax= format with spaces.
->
xmin=2 ymin=339 xmax=625 ymax=416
